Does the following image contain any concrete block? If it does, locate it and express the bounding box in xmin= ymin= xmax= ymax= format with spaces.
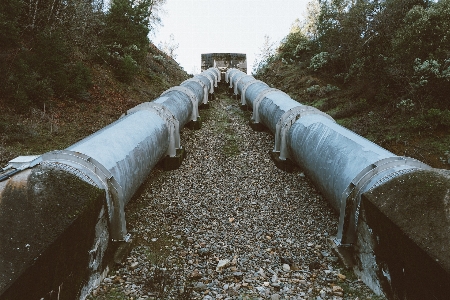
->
xmin=356 ymin=169 xmax=450 ymax=300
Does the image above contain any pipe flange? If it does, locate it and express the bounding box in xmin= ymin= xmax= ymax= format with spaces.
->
xmin=229 ymin=70 xmax=240 ymax=88
xmin=40 ymin=150 xmax=126 ymax=241
xmin=225 ymin=68 xmax=235 ymax=83
xmin=161 ymin=86 xmax=199 ymax=121
xmin=241 ymin=79 xmax=266 ymax=105
xmin=207 ymin=68 xmax=219 ymax=86
xmin=182 ymin=78 xmax=208 ymax=104
xmin=128 ymin=103 xmax=181 ymax=158
xmin=203 ymin=69 xmax=218 ymax=87
xmin=336 ymin=156 xmax=431 ymax=246
xmin=234 ymin=75 xmax=253 ymax=95
xmin=198 ymin=74 xmax=214 ymax=94
xmin=252 ymin=88 xmax=289 ymax=123
xmin=273 ymin=105 xmax=333 ymax=160
xmin=212 ymin=67 xmax=221 ymax=82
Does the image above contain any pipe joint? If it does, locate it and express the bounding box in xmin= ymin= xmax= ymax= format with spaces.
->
xmin=336 ymin=156 xmax=431 ymax=247
xmin=212 ymin=67 xmax=221 ymax=82
xmin=273 ymin=106 xmax=331 ymax=160
xmin=162 ymin=86 xmax=199 ymax=121
xmin=182 ymin=78 xmax=209 ymax=104
xmin=128 ymin=103 xmax=181 ymax=158
xmin=252 ymin=88 xmax=287 ymax=123
xmin=241 ymin=79 xmax=264 ymax=106
xmin=228 ymin=70 xmax=240 ymax=88
xmin=234 ymin=75 xmax=252 ymax=95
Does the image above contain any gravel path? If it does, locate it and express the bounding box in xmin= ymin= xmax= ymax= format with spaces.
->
xmin=88 ymin=91 xmax=383 ymax=300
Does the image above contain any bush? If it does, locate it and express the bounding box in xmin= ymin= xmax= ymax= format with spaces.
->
xmin=114 ymin=55 xmax=138 ymax=83
xmin=306 ymin=84 xmax=339 ymax=97
xmin=408 ymin=108 xmax=450 ymax=131
xmin=309 ymin=52 xmax=330 ymax=71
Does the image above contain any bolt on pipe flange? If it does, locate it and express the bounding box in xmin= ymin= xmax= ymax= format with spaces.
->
xmin=335 ymin=156 xmax=431 ymax=247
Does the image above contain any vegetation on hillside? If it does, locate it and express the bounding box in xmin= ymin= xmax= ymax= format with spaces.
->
xmin=253 ymin=0 xmax=450 ymax=169
xmin=0 ymin=0 xmax=189 ymax=165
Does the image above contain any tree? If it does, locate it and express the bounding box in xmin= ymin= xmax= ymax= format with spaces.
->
xmin=252 ymin=35 xmax=276 ymax=75
xmin=158 ymin=33 xmax=179 ymax=59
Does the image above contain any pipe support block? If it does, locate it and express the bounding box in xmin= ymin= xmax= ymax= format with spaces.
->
xmin=40 ymin=150 xmax=127 ymax=241
xmin=336 ymin=156 xmax=431 ymax=246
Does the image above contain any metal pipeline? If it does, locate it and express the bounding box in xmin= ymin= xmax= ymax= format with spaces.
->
xmin=227 ymin=68 xmax=430 ymax=246
xmin=0 ymin=67 xmax=221 ymax=299
xmin=0 ymin=67 xmax=220 ymax=243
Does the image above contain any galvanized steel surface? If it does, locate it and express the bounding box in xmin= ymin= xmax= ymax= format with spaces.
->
xmin=67 ymin=110 xmax=169 ymax=207
xmin=181 ymin=80 xmax=206 ymax=104
xmin=153 ymin=93 xmax=193 ymax=127
xmin=257 ymin=92 xmax=302 ymax=134
xmin=226 ymin=68 xmax=431 ymax=246
xmin=287 ymin=114 xmax=395 ymax=210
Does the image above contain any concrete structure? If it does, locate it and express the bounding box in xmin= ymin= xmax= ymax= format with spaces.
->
xmin=201 ymin=53 xmax=247 ymax=73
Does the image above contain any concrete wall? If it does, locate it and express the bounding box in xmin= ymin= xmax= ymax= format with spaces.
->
xmin=355 ymin=169 xmax=450 ymax=300
xmin=0 ymin=166 xmax=110 ymax=299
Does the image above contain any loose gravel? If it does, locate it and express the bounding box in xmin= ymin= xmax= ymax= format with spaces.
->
xmin=88 ymin=90 xmax=384 ymax=300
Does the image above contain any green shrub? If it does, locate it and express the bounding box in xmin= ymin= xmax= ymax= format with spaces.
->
xmin=114 ymin=55 xmax=138 ymax=83
xmin=67 ymin=62 xmax=93 ymax=100
xmin=408 ymin=108 xmax=450 ymax=130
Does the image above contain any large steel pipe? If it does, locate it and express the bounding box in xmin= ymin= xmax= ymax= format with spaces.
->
xmin=0 ymin=68 xmax=223 ymax=298
xmin=228 ymin=68 xmax=430 ymax=246
xmin=61 ymin=110 xmax=169 ymax=239
xmin=287 ymin=115 xmax=429 ymax=244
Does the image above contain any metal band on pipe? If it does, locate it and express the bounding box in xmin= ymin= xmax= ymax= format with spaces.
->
xmin=234 ymin=75 xmax=252 ymax=95
xmin=162 ymin=86 xmax=199 ymax=121
xmin=240 ymin=79 xmax=265 ymax=106
xmin=336 ymin=156 xmax=431 ymax=246
xmin=229 ymin=71 xmax=239 ymax=88
xmin=252 ymin=88 xmax=287 ymax=123
xmin=182 ymin=78 xmax=209 ymax=104
xmin=273 ymin=106 xmax=334 ymax=160
xmin=128 ymin=103 xmax=181 ymax=158
xmin=198 ymin=74 xmax=214 ymax=94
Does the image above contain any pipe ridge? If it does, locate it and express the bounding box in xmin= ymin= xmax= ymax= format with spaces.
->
xmin=161 ymin=86 xmax=199 ymax=121
xmin=182 ymin=78 xmax=208 ymax=104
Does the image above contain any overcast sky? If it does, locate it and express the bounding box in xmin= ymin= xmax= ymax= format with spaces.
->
xmin=151 ymin=0 xmax=310 ymax=74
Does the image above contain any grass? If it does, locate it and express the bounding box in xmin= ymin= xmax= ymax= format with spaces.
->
xmin=201 ymin=92 xmax=249 ymax=157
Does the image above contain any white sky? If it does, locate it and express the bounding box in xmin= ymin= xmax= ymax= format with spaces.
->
xmin=151 ymin=0 xmax=310 ymax=74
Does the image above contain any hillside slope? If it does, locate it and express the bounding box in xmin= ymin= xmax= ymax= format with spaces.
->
xmin=0 ymin=44 xmax=189 ymax=166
